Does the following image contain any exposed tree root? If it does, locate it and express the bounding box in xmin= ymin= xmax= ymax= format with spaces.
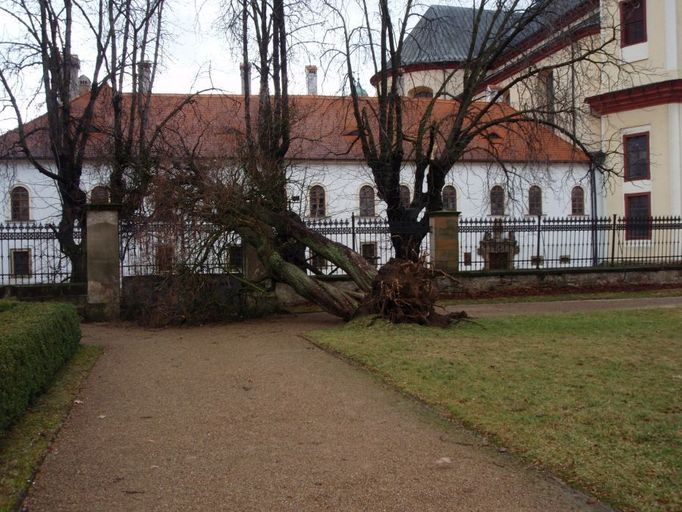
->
xmin=357 ymin=258 xmax=469 ymax=327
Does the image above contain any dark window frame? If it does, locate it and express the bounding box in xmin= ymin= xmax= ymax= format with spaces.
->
xmin=359 ymin=185 xmax=375 ymax=217
xmin=624 ymin=192 xmax=652 ymax=240
xmin=620 ymin=0 xmax=647 ymax=47
xmin=490 ymin=186 xmax=505 ymax=216
xmin=571 ymin=186 xmax=585 ymax=216
xmin=623 ymin=132 xmax=650 ymax=181
xmin=528 ymin=185 xmax=543 ymax=216
xmin=442 ymin=185 xmax=457 ymax=211
xmin=399 ymin=185 xmax=411 ymax=209
xmin=10 ymin=186 xmax=30 ymax=222
xmin=11 ymin=249 xmax=31 ymax=277
xmin=360 ymin=242 xmax=378 ymax=267
xmin=309 ymin=185 xmax=326 ymax=218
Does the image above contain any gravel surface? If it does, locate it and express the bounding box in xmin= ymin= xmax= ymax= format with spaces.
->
xmin=24 ymin=313 xmax=616 ymax=512
xmin=448 ymin=295 xmax=682 ymax=317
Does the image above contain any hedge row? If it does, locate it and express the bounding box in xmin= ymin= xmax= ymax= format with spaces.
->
xmin=0 ymin=301 xmax=81 ymax=431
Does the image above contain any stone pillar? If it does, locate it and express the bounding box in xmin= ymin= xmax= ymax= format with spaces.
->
xmin=429 ymin=211 xmax=460 ymax=274
xmin=86 ymin=205 xmax=120 ymax=320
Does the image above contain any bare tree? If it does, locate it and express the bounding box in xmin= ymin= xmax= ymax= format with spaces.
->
xmin=0 ymin=0 xmax=166 ymax=280
xmin=323 ymin=0 xmax=622 ymax=259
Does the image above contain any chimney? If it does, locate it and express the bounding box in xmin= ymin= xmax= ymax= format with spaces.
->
xmin=68 ymin=54 xmax=80 ymax=99
xmin=305 ymin=65 xmax=318 ymax=95
xmin=78 ymin=75 xmax=91 ymax=96
xmin=240 ymin=63 xmax=251 ymax=95
xmin=138 ymin=61 xmax=152 ymax=94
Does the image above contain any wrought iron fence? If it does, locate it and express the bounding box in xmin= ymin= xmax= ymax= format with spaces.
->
xmin=119 ymin=221 xmax=244 ymax=277
xmin=304 ymin=214 xmax=430 ymax=275
xmin=459 ymin=215 xmax=682 ymax=271
xmin=0 ymin=222 xmax=78 ymax=284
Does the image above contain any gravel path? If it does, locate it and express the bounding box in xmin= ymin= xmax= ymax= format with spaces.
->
xmin=448 ymin=295 xmax=682 ymax=317
xmin=24 ymin=312 xmax=618 ymax=512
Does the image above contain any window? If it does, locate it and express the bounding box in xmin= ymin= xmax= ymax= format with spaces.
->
xmin=10 ymin=186 xmax=29 ymax=222
xmin=361 ymin=242 xmax=378 ymax=267
xmin=156 ymin=244 xmax=175 ymax=272
xmin=571 ymin=187 xmax=585 ymax=216
xmin=624 ymin=132 xmax=649 ymax=181
xmin=11 ymin=249 xmax=31 ymax=277
xmin=359 ymin=185 xmax=375 ymax=217
xmin=621 ymin=0 xmax=647 ymax=47
xmin=408 ymin=86 xmax=433 ymax=99
xmin=442 ymin=185 xmax=457 ymax=211
xmin=227 ymin=245 xmax=243 ymax=272
xmin=91 ymin=185 xmax=110 ymax=204
xmin=538 ymin=70 xmax=555 ymax=124
xmin=625 ymin=193 xmax=651 ymax=240
xmin=399 ymin=185 xmax=411 ymax=209
xmin=309 ymin=185 xmax=326 ymax=217
xmin=528 ymin=186 xmax=542 ymax=216
xmin=490 ymin=186 xmax=504 ymax=216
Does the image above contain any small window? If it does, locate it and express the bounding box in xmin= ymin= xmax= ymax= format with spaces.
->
xmin=361 ymin=242 xmax=378 ymax=267
xmin=528 ymin=186 xmax=542 ymax=216
xmin=571 ymin=187 xmax=585 ymax=216
xmin=156 ymin=244 xmax=175 ymax=272
xmin=408 ymin=86 xmax=433 ymax=99
xmin=621 ymin=0 xmax=647 ymax=47
xmin=10 ymin=186 xmax=30 ymax=222
xmin=442 ymin=185 xmax=457 ymax=211
xmin=227 ymin=245 xmax=243 ymax=272
xmin=399 ymin=185 xmax=411 ymax=209
xmin=490 ymin=186 xmax=504 ymax=216
xmin=359 ymin=185 xmax=375 ymax=217
xmin=309 ymin=185 xmax=326 ymax=217
xmin=538 ymin=70 xmax=555 ymax=124
xmin=11 ymin=249 xmax=31 ymax=277
xmin=624 ymin=132 xmax=649 ymax=181
xmin=91 ymin=185 xmax=110 ymax=204
xmin=625 ymin=193 xmax=651 ymax=240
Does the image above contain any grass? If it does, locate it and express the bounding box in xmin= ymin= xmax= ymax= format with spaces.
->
xmin=310 ymin=308 xmax=682 ymax=512
xmin=0 ymin=345 xmax=101 ymax=512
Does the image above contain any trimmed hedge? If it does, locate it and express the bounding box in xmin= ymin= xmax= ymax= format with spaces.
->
xmin=0 ymin=301 xmax=81 ymax=432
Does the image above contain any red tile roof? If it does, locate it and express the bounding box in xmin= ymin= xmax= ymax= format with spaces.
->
xmin=0 ymin=90 xmax=588 ymax=165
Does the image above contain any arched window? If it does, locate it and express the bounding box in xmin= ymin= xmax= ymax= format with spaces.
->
xmin=528 ymin=186 xmax=542 ymax=216
xmin=442 ymin=185 xmax=457 ymax=211
xmin=91 ymin=185 xmax=110 ymax=204
xmin=10 ymin=186 xmax=29 ymax=222
xmin=399 ymin=185 xmax=411 ymax=208
xmin=359 ymin=185 xmax=375 ymax=217
xmin=490 ymin=186 xmax=504 ymax=216
xmin=309 ymin=185 xmax=326 ymax=217
xmin=408 ymin=86 xmax=434 ymax=99
xmin=571 ymin=186 xmax=585 ymax=216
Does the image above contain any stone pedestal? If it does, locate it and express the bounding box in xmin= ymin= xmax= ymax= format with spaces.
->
xmin=86 ymin=205 xmax=120 ymax=320
xmin=429 ymin=211 xmax=460 ymax=274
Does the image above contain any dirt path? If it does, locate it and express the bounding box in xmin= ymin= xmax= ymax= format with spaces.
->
xmin=24 ymin=313 xmax=615 ymax=512
xmin=448 ymin=295 xmax=682 ymax=317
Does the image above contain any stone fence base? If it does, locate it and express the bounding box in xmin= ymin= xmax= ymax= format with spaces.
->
xmin=275 ymin=266 xmax=682 ymax=307
xmin=436 ymin=266 xmax=682 ymax=299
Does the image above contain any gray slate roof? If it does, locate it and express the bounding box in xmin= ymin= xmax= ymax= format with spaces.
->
xmin=402 ymin=1 xmax=598 ymax=67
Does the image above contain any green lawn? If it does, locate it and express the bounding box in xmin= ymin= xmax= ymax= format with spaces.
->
xmin=0 ymin=345 xmax=101 ymax=512
xmin=310 ymin=308 xmax=682 ymax=512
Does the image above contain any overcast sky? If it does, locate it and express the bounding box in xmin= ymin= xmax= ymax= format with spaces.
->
xmin=0 ymin=0 xmax=361 ymax=132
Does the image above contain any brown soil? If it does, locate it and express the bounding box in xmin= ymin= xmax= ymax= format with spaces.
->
xmin=23 ymin=313 xmax=618 ymax=512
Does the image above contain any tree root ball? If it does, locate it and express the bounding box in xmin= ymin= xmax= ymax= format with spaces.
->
xmin=357 ymin=258 xmax=468 ymax=327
